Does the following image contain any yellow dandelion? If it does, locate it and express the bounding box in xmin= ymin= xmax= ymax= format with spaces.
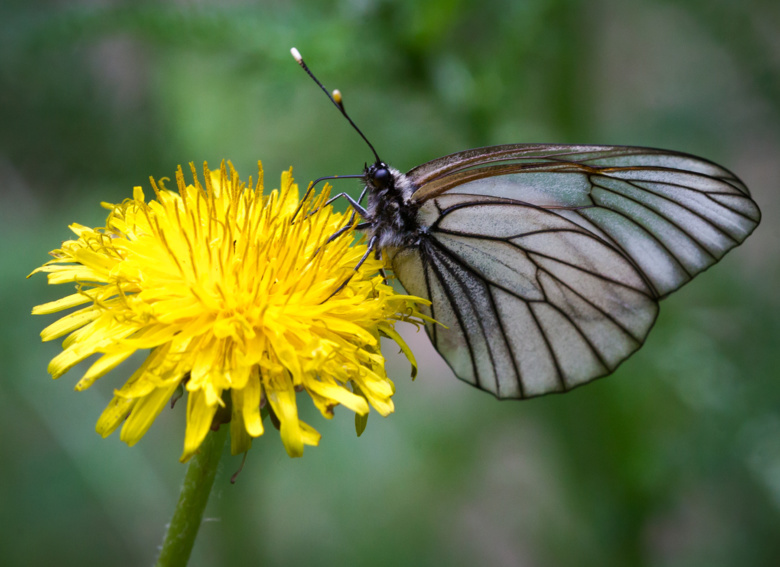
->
xmin=31 ymin=161 xmax=426 ymax=461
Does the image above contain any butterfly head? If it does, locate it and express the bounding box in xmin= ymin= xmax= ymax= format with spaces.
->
xmin=364 ymin=162 xmax=395 ymax=192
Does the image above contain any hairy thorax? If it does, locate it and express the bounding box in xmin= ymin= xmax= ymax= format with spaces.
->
xmin=363 ymin=165 xmax=423 ymax=249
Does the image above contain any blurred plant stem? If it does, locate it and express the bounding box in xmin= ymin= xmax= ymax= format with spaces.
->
xmin=155 ymin=426 xmax=228 ymax=567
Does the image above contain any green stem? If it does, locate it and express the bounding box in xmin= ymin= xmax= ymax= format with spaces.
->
xmin=155 ymin=425 xmax=229 ymax=567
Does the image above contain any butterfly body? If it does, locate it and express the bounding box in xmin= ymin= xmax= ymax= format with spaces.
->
xmin=363 ymin=163 xmax=422 ymax=248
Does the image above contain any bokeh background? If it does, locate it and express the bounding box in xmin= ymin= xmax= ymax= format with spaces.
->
xmin=2 ymin=1 xmax=778 ymax=566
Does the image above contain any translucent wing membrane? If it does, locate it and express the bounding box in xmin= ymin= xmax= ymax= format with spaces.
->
xmin=390 ymin=198 xmax=659 ymax=398
xmin=408 ymin=145 xmax=760 ymax=298
xmin=392 ymin=145 xmax=760 ymax=398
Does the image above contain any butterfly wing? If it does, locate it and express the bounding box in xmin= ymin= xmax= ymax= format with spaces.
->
xmin=389 ymin=198 xmax=660 ymax=398
xmin=390 ymin=144 xmax=760 ymax=398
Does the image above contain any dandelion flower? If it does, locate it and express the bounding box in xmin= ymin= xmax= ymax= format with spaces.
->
xmin=31 ymin=162 xmax=426 ymax=461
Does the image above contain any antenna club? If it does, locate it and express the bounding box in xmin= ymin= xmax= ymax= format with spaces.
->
xmin=332 ymin=89 xmax=343 ymax=105
xmin=290 ymin=47 xmax=303 ymax=63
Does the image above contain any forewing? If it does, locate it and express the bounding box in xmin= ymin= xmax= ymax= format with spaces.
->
xmin=389 ymin=197 xmax=659 ymax=399
xmin=407 ymin=144 xmax=760 ymax=298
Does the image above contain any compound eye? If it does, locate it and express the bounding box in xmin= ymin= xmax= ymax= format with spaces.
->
xmin=372 ymin=167 xmax=391 ymax=185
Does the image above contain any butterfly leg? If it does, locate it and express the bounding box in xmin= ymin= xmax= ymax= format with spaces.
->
xmin=311 ymin=218 xmax=372 ymax=262
xmin=292 ymin=174 xmax=365 ymax=222
xmin=292 ymin=182 xmax=317 ymax=223
xmin=302 ymin=191 xmax=369 ymax=223
xmin=324 ymin=192 xmax=369 ymax=217
xmin=356 ymin=186 xmax=368 ymax=205
xmin=328 ymin=220 xmax=373 ymax=244
xmin=372 ymin=248 xmax=389 ymax=284
xmin=321 ymin=217 xmax=370 ymax=253
xmin=323 ymin=234 xmax=378 ymax=301
xmin=325 ymin=211 xmax=358 ymax=245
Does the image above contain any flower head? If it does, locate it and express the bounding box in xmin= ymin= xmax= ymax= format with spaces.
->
xmin=32 ymin=162 xmax=426 ymax=460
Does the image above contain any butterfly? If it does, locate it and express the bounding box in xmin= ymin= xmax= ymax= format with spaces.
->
xmin=291 ymin=48 xmax=761 ymax=399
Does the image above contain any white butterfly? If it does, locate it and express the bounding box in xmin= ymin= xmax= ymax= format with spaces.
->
xmin=292 ymin=48 xmax=761 ymax=399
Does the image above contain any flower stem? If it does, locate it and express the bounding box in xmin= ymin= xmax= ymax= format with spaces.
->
xmin=155 ymin=426 xmax=229 ymax=567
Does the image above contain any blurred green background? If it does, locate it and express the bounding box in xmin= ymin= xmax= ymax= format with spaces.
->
xmin=2 ymin=0 xmax=778 ymax=565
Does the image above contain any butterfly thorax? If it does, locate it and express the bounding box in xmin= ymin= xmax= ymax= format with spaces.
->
xmin=363 ymin=163 xmax=422 ymax=248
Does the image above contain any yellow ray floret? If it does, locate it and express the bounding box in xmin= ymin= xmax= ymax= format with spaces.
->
xmin=31 ymin=162 xmax=428 ymax=461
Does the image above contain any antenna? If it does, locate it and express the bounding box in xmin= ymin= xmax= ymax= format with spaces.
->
xmin=290 ymin=47 xmax=381 ymax=164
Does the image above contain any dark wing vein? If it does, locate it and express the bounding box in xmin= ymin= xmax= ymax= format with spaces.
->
xmin=486 ymin=284 xmax=525 ymax=397
xmin=433 ymin=225 xmax=656 ymax=298
xmin=588 ymin=176 xmax=728 ymax=255
xmin=420 ymin=247 xmax=438 ymax=346
xmin=422 ymin=242 xmax=482 ymax=388
xmin=525 ymin=295 xmax=566 ymax=391
xmin=431 ymin=226 xmax=644 ymax=377
xmin=526 ymin=252 xmax=645 ymax=344
xmin=431 ymin=245 xmax=500 ymax=393
xmin=426 ymin=238 xmax=512 ymax=395
xmin=594 ymin=173 xmax=754 ymax=227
